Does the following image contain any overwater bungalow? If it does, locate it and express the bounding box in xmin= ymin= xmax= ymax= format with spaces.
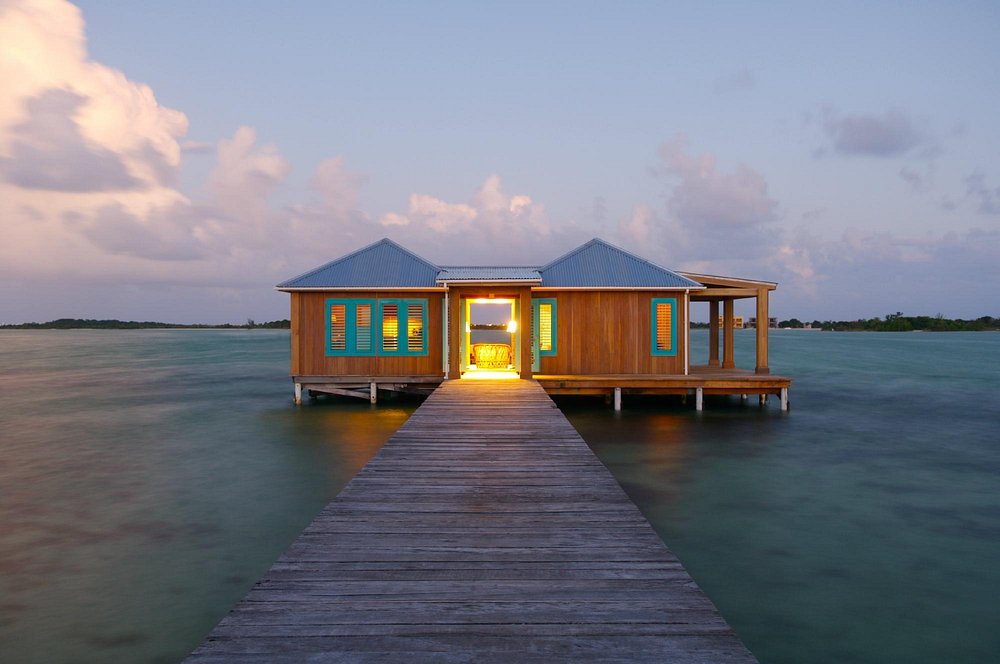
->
xmin=276 ymin=238 xmax=790 ymax=410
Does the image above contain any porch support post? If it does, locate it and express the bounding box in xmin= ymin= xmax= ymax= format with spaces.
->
xmin=708 ymin=300 xmax=720 ymax=367
xmin=293 ymin=382 xmax=302 ymax=405
xmin=755 ymin=288 xmax=770 ymax=374
xmin=370 ymin=381 xmax=377 ymax=404
xmin=780 ymin=387 xmax=789 ymax=411
xmin=695 ymin=387 xmax=704 ymax=411
xmin=448 ymin=290 xmax=462 ymax=379
xmin=519 ymin=288 xmax=532 ymax=379
xmin=613 ymin=387 xmax=621 ymax=411
xmin=723 ymin=299 xmax=736 ymax=369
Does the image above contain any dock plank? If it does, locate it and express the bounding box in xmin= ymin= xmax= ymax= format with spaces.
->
xmin=185 ymin=379 xmax=756 ymax=663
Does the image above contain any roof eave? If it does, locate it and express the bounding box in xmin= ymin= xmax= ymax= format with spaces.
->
xmin=678 ymin=272 xmax=778 ymax=289
xmin=437 ymin=279 xmax=543 ymax=285
xmin=276 ymin=286 xmax=447 ymax=292
xmin=531 ymin=285 xmax=706 ymax=291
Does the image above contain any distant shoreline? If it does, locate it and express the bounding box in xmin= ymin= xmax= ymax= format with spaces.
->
xmin=2 ymin=316 xmax=996 ymax=332
xmin=0 ymin=318 xmax=290 ymax=330
xmin=693 ymin=314 xmax=999 ymax=332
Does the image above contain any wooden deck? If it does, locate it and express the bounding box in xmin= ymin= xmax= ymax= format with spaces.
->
xmin=536 ymin=367 xmax=791 ymax=410
xmin=186 ymin=379 xmax=758 ymax=663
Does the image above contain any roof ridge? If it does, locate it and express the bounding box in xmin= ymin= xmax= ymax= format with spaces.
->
xmin=542 ymin=237 xmax=680 ymax=276
xmin=591 ymin=237 xmax=686 ymax=279
xmin=537 ymin=237 xmax=703 ymax=288
xmin=539 ymin=238 xmax=601 ymax=271
xmin=276 ymin=238 xmax=438 ymax=288
xmin=438 ymin=265 xmax=541 ymax=270
xmin=378 ymin=237 xmax=441 ymax=271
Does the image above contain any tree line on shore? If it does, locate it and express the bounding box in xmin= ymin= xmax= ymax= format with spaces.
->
xmin=3 ymin=314 xmax=997 ymax=332
xmin=0 ymin=318 xmax=291 ymax=330
xmin=778 ymin=313 xmax=998 ymax=331
xmin=686 ymin=313 xmax=997 ymax=332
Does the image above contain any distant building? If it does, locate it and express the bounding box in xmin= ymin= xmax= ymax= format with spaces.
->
xmin=718 ymin=315 xmax=744 ymax=329
xmin=747 ymin=317 xmax=778 ymax=329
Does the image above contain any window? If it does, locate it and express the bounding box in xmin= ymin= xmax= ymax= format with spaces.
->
xmin=532 ymin=298 xmax=557 ymax=374
xmin=326 ymin=298 xmax=427 ymax=357
xmin=651 ymin=298 xmax=677 ymax=356
xmin=379 ymin=298 xmax=427 ymax=356
xmin=535 ymin=299 xmax=557 ymax=355
xmin=381 ymin=303 xmax=399 ymax=353
xmin=326 ymin=298 xmax=375 ymax=356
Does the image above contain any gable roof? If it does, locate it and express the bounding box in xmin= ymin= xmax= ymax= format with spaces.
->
xmin=276 ymin=238 xmax=441 ymax=290
xmin=538 ymin=238 xmax=703 ymax=288
xmin=277 ymin=237 xmax=706 ymax=290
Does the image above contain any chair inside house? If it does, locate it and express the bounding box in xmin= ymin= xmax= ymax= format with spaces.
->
xmin=471 ymin=343 xmax=512 ymax=369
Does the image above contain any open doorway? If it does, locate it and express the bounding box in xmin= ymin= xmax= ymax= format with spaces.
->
xmin=462 ymin=298 xmax=519 ymax=378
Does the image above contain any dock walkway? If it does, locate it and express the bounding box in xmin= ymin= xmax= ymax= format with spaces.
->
xmin=186 ymin=379 xmax=757 ymax=663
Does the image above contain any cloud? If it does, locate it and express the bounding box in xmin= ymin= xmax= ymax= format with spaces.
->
xmin=823 ymin=109 xmax=922 ymax=157
xmin=657 ymin=133 xmax=777 ymax=228
xmin=0 ymin=0 xmax=372 ymax=289
xmin=898 ymin=166 xmax=927 ymax=192
xmin=208 ymin=127 xmax=289 ymax=209
xmin=714 ymin=67 xmax=755 ymax=93
xmin=47 ymin=126 xmax=372 ymax=284
xmin=619 ymin=203 xmax=655 ymax=247
xmin=0 ymin=0 xmax=373 ymax=289
xmin=758 ymin=227 xmax=1000 ymax=318
xmin=69 ymin=203 xmax=208 ymax=261
xmin=964 ymin=172 xmax=1000 ymax=215
xmin=180 ymin=139 xmax=214 ymax=154
xmin=622 ymin=133 xmax=779 ymax=266
xmin=0 ymin=89 xmax=142 ymax=191
xmin=309 ymin=156 xmax=367 ymax=215
xmin=373 ymin=175 xmax=568 ymax=263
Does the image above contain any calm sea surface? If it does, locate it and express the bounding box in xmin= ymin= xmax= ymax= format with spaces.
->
xmin=0 ymin=329 xmax=997 ymax=663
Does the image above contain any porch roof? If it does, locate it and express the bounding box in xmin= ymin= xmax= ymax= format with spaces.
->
xmin=437 ymin=267 xmax=542 ymax=283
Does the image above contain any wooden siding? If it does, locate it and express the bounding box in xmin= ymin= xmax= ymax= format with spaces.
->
xmin=292 ymin=291 xmax=444 ymax=378
xmin=538 ymin=291 xmax=686 ymax=375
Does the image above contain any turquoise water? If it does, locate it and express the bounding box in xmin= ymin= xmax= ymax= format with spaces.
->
xmin=0 ymin=329 xmax=998 ymax=663
xmin=566 ymin=330 xmax=1000 ymax=664
xmin=0 ymin=330 xmax=415 ymax=664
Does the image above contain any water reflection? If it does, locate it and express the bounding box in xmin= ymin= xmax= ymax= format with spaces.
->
xmin=0 ymin=331 xmax=414 ymax=664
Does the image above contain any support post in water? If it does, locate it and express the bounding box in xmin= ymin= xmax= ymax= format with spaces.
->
xmin=696 ymin=386 xmax=704 ymax=411
xmin=294 ymin=382 xmax=302 ymax=405
xmin=780 ymin=388 xmax=788 ymax=411
xmin=370 ymin=382 xmax=377 ymax=404
xmin=613 ymin=387 xmax=621 ymax=411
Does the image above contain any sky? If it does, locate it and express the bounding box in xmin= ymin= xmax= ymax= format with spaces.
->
xmin=1 ymin=0 xmax=999 ymax=324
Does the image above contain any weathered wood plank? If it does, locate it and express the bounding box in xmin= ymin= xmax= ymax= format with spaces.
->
xmin=185 ymin=379 xmax=757 ymax=663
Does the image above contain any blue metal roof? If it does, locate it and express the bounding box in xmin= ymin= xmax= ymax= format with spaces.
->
xmin=437 ymin=267 xmax=541 ymax=282
xmin=539 ymin=239 xmax=703 ymax=288
xmin=278 ymin=237 xmax=703 ymax=290
xmin=276 ymin=238 xmax=441 ymax=289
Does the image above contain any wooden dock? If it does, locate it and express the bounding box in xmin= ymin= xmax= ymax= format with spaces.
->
xmin=536 ymin=367 xmax=791 ymax=411
xmin=185 ymin=379 xmax=757 ymax=663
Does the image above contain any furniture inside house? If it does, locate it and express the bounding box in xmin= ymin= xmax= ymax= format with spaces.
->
xmin=471 ymin=343 xmax=512 ymax=369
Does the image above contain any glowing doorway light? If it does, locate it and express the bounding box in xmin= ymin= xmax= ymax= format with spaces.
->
xmin=470 ymin=298 xmax=514 ymax=304
xmin=505 ymin=320 xmax=518 ymax=333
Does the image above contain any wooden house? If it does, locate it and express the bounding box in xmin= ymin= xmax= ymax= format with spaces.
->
xmin=277 ymin=238 xmax=790 ymax=410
